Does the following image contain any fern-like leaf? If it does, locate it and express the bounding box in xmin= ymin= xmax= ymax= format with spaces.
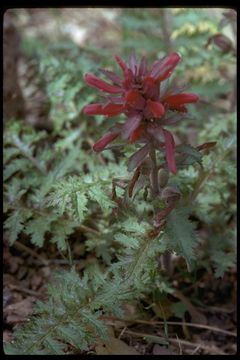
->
xmin=165 ymin=207 xmax=198 ymax=269
xmin=4 ymin=209 xmax=31 ymax=245
xmin=25 ymin=216 xmax=55 ymax=247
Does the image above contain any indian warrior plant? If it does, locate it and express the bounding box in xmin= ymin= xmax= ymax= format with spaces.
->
xmin=5 ymin=51 xmax=218 ymax=355
xmin=84 ymin=52 xmax=201 ymax=247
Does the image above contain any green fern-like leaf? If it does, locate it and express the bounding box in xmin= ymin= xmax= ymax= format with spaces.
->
xmin=4 ymin=268 xmax=108 ymax=355
xmin=176 ymin=144 xmax=202 ymax=166
xmin=114 ymin=233 xmax=139 ymax=249
xmin=56 ymin=324 xmax=88 ymax=351
xmin=76 ymin=191 xmax=88 ymax=221
xmin=4 ymin=158 xmax=30 ymax=181
xmin=212 ymin=251 xmax=236 ymax=278
xmin=50 ymin=220 xmax=76 ymax=251
xmin=25 ymin=215 xmax=56 ymax=247
xmin=47 ymin=175 xmax=113 ymax=222
xmin=165 ymin=207 xmax=198 ymax=269
xmin=43 ymin=338 xmax=66 ymax=355
xmin=81 ymin=310 xmax=108 ymax=339
xmin=4 ymin=209 xmax=32 ymax=245
xmin=88 ymin=184 xmax=114 ymax=212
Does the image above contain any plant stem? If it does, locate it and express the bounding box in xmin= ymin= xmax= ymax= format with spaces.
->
xmin=160 ymin=9 xmax=173 ymax=53
xmin=188 ymin=146 xmax=232 ymax=204
xmin=149 ymin=146 xmax=159 ymax=198
xmin=149 ymin=146 xmax=173 ymax=275
xmin=66 ymin=239 xmax=73 ymax=267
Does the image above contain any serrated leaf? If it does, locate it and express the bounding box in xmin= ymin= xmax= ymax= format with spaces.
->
xmin=57 ymin=325 xmax=88 ymax=351
xmin=55 ymin=129 xmax=81 ymax=151
xmin=81 ymin=310 xmax=107 ymax=339
xmin=4 ymin=158 xmax=30 ymax=181
xmin=25 ymin=217 xmax=54 ymax=247
xmin=76 ymin=191 xmax=88 ymax=221
xmin=50 ymin=221 xmax=75 ymax=251
xmin=165 ymin=208 xmax=198 ymax=269
xmin=3 ymin=147 xmax=20 ymax=163
xmin=11 ymin=134 xmax=34 ymax=158
xmin=114 ymin=233 xmax=139 ymax=249
xmin=88 ymin=184 xmax=114 ymax=211
xmin=43 ymin=338 xmax=65 ymax=355
xmin=212 ymin=251 xmax=236 ymax=278
xmin=4 ymin=209 xmax=31 ymax=245
xmin=223 ymin=136 xmax=236 ymax=150
xmin=176 ymin=144 xmax=202 ymax=165
xmin=120 ymin=216 xmax=148 ymax=236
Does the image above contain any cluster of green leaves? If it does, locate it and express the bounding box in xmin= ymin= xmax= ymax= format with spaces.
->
xmin=4 ymin=34 xmax=130 ymax=253
xmin=4 ymin=267 xmax=109 ymax=354
xmin=3 ymin=117 xmax=118 ymax=251
xmin=4 ymin=8 xmax=236 ymax=355
xmin=175 ymin=113 xmax=236 ymax=277
xmin=196 ymin=114 xmax=236 ymax=277
xmin=4 ymin=211 xmax=174 ymax=354
xmin=115 ymin=9 xmax=236 ymax=279
xmin=3 ymin=115 xmax=201 ymax=355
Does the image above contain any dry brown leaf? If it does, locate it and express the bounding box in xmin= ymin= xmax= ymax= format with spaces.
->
xmin=95 ymin=337 xmax=140 ymax=355
xmin=122 ymin=302 xmax=139 ymax=320
xmin=4 ymin=297 xmax=35 ymax=325
xmin=30 ymin=274 xmax=43 ymax=290
xmin=3 ymin=330 xmax=14 ymax=343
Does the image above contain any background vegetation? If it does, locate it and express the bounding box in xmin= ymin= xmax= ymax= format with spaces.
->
xmin=3 ymin=8 xmax=236 ymax=355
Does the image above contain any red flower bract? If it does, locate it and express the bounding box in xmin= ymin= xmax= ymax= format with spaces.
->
xmin=163 ymin=93 xmax=199 ymax=112
xmin=83 ymin=52 xmax=199 ymax=173
xmin=84 ymin=103 xmax=124 ymax=117
xmin=93 ymin=132 xmax=120 ymax=152
xmin=84 ymin=73 xmax=122 ymax=94
xmin=149 ymin=52 xmax=181 ymax=81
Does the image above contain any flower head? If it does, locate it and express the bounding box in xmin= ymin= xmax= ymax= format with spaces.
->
xmin=83 ymin=52 xmax=199 ymax=174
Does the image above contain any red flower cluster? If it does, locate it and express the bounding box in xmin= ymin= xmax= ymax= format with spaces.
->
xmin=83 ymin=53 xmax=198 ymax=174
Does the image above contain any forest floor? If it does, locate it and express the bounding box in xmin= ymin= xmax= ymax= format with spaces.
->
xmin=3 ymin=234 xmax=237 ymax=355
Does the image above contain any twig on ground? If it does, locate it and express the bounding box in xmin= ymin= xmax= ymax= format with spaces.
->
xmin=102 ymin=317 xmax=237 ymax=337
xmin=43 ymin=259 xmax=84 ymax=264
xmin=139 ymin=320 xmax=236 ymax=337
xmin=191 ymin=344 xmax=201 ymax=355
xmin=168 ymin=336 xmax=226 ymax=355
xmin=200 ymin=305 xmax=235 ymax=314
xmin=120 ymin=329 xmax=227 ymax=355
xmin=118 ymin=326 xmax=127 ymax=340
xmin=14 ymin=241 xmax=49 ymax=266
xmin=8 ymin=284 xmax=43 ymax=298
xmin=175 ymin=333 xmax=183 ymax=355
